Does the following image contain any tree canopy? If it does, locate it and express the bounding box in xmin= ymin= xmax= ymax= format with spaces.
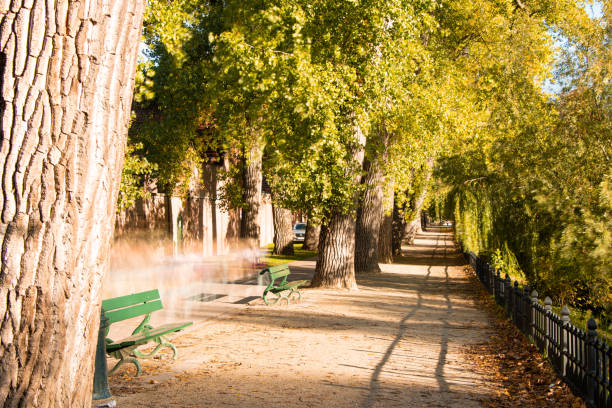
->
xmin=124 ymin=0 xmax=610 ymax=314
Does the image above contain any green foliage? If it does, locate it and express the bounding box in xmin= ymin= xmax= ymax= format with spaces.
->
xmin=118 ymin=143 xmax=156 ymax=212
xmin=435 ymin=1 xmax=611 ymax=324
xmin=127 ymin=0 xmax=609 ymax=321
xmin=491 ymin=244 xmax=527 ymax=284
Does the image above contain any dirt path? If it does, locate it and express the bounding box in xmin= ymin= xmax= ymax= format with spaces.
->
xmin=107 ymin=228 xmax=501 ymax=407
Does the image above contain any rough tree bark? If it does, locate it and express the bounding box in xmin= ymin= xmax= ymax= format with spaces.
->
xmin=240 ymin=136 xmax=263 ymax=248
xmin=311 ymin=216 xmax=359 ymax=289
xmin=311 ymin=121 xmax=365 ymax=289
xmin=404 ymin=200 xmax=426 ymax=245
xmin=0 ymin=1 xmax=145 ymax=406
xmin=354 ymin=156 xmax=383 ymax=273
xmin=222 ymin=155 xmax=241 ymax=249
xmin=302 ymin=219 xmax=320 ymax=251
xmin=272 ymin=205 xmax=294 ymax=255
xmin=378 ymin=180 xmax=394 ymax=263
xmin=354 ymin=130 xmax=388 ymax=274
xmin=392 ymin=194 xmax=408 ymax=256
xmin=404 ymin=158 xmax=434 ymax=245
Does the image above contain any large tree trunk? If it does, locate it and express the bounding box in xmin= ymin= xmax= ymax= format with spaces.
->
xmin=312 ymin=121 xmax=365 ymax=289
xmin=311 ymin=215 xmax=358 ymax=289
xmin=240 ymin=137 xmax=263 ymax=248
xmin=354 ymin=156 xmax=384 ymax=273
xmin=272 ymin=205 xmax=294 ymax=255
xmin=302 ymin=220 xmax=320 ymax=250
xmin=354 ymin=129 xmax=388 ymax=274
xmin=378 ymin=180 xmax=394 ymax=263
xmin=0 ymin=1 xmax=145 ymax=406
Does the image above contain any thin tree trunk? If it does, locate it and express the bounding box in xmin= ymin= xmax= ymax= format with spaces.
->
xmin=392 ymin=194 xmax=408 ymax=255
xmin=240 ymin=136 xmax=263 ymax=248
xmin=404 ymin=217 xmax=421 ymax=245
xmin=354 ymin=129 xmax=389 ymax=274
xmin=226 ymin=208 xmax=241 ymax=248
xmin=0 ymin=1 xmax=145 ymax=406
xmin=302 ymin=220 xmax=320 ymax=250
xmin=223 ymin=154 xmax=241 ymax=249
xmin=378 ymin=180 xmax=394 ymax=263
xmin=272 ymin=205 xmax=294 ymax=255
xmin=312 ymin=120 xmax=365 ymax=289
xmin=405 ymin=158 xmax=434 ymax=245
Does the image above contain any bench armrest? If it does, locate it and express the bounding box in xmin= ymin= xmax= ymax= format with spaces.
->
xmin=132 ymin=313 xmax=153 ymax=335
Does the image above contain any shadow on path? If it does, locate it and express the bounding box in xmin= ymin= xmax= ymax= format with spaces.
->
xmin=361 ymin=231 xmax=457 ymax=407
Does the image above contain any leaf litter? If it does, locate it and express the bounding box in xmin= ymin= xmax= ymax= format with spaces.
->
xmin=463 ymin=266 xmax=585 ymax=408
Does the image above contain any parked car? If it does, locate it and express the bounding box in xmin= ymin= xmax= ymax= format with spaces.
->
xmin=293 ymin=222 xmax=307 ymax=242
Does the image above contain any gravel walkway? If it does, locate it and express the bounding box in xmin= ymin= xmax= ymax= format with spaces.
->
xmin=106 ymin=228 xmax=501 ymax=407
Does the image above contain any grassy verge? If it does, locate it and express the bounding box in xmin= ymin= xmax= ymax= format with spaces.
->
xmin=260 ymin=243 xmax=317 ymax=266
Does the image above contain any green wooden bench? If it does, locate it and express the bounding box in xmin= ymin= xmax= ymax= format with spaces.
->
xmin=102 ymin=289 xmax=192 ymax=376
xmin=259 ymin=264 xmax=308 ymax=305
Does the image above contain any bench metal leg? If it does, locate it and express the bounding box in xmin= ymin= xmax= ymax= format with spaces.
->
xmin=108 ymin=356 xmax=141 ymax=377
xmin=133 ymin=335 xmax=178 ymax=360
xmin=93 ymin=312 xmax=112 ymax=401
xmin=288 ymin=289 xmax=301 ymax=302
xmin=263 ymin=291 xmax=282 ymax=305
xmin=109 ymin=348 xmax=142 ymax=377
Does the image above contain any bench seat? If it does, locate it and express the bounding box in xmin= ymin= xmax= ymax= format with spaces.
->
xmin=268 ymin=279 xmax=308 ymax=293
xmin=106 ymin=322 xmax=193 ymax=353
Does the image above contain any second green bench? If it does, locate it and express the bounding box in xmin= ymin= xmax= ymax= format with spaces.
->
xmin=102 ymin=289 xmax=192 ymax=376
xmin=259 ymin=264 xmax=308 ymax=305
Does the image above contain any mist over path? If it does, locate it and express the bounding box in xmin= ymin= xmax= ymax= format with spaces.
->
xmin=109 ymin=229 xmax=502 ymax=407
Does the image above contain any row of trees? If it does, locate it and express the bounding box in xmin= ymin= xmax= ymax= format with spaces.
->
xmin=125 ymin=0 xmax=588 ymax=291
xmin=433 ymin=3 xmax=611 ymax=327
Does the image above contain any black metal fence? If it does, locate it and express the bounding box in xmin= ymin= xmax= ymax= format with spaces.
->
xmin=465 ymin=251 xmax=612 ymax=408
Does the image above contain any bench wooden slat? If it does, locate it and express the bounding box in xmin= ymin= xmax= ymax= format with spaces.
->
xmin=266 ymin=264 xmax=291 ymax=280
xmin=272 ymin=280 xmax=307 ymax=292
xmin=106 ymin=321 xmax=193 ymax=352
xmin=102 ymin=289 xmax=160 ymax=311
xmin=105 ymin=300 xmax=163 ymax=324
xmin=266 ymin=264 xmax=289 ymax=274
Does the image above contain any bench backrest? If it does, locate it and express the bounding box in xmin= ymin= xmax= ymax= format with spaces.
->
xmin=260 ymin=264 xmax=290 ymax=281
xmin=102 ymin=289 xmax=163 ymax=324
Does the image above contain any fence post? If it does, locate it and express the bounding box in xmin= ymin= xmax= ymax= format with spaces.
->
xmin=512 ymin=281 xmax=521 ymax=327
xmin=495 ymin=270 xmax=501 ymax=303
xmin=586 ymin=318 xmax=598 ymax=407
xmin=544 ymin=297 xmax=552 ymax=354
xmin=530 ymin=290 xmax=538 ymax=340
xmin=560 ymin=305 xmax=570 ymax=377
xmin=523 ymin=285 xmax=530 ymax=334
xmin=504 ymin=274 xmax=512 ymax=317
